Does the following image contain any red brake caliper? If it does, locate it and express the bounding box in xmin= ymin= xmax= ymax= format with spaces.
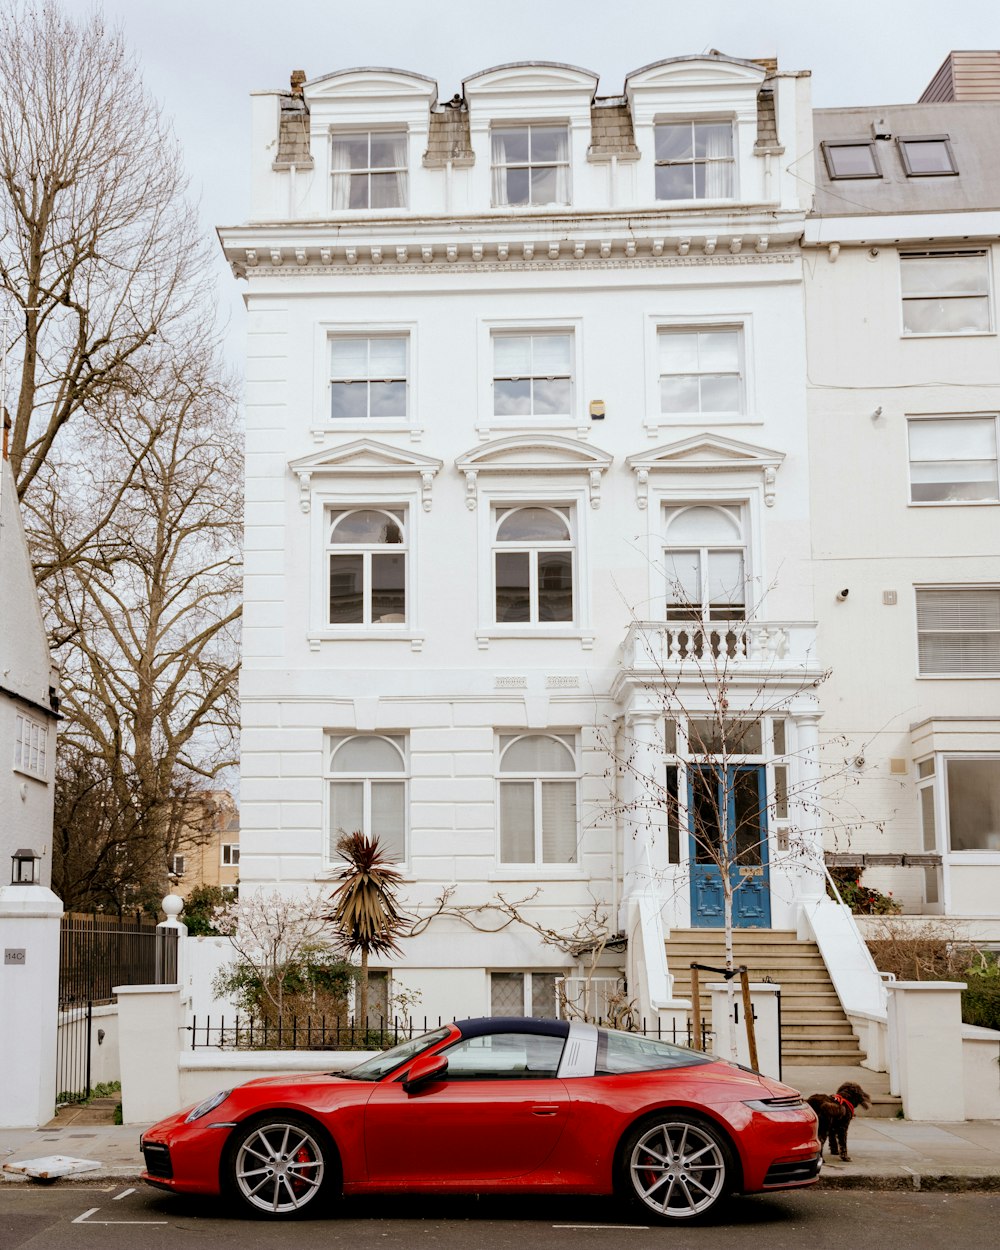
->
xmin=292 ymin=1145 xmax=312 ymax=1193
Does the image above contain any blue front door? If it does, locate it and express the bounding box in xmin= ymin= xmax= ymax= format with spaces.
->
xmin=689 ymin=765 xmax=771 ymax=928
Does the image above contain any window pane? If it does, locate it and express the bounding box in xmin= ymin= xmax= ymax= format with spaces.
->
xmin=903 ymin=296 xmax=990 ymax=334
xmin=504 ymin=166 xmax=530 ymax=205
xmin=370 ymin=172 xmax=405 ymax=209
xmin=655 ymin=124 xmax=691 ymax=161
xmin=334 ymin=135 xmax=369 ymax=169
xmin=910 ymin=463 xmax=999 ymax=503
xmin=531 ymin=334 xmax=572 ymax=374
xmin=369 ymin=337 xmax=407 ymax=376
xmin=333 ymin=735 xmax=404 ymax=773
xmin=541 ymin=781 xmax=577 ymax=863
xmin=496 ymin=551 xmax=530 ymax=621
xmin=500 ymin=782 xmax=535 ymax=861
xmin=696 ymin=161 xmax=733 ymax=198
xmin=530 ymin=165 xmax=558 ymax=204
xmin=495 ymin=128 xmax=529 ymax=164
xmin=371 ymin=782 xmax=405 ymax=861
xmin=532 ymin=377 xmax=571 ymax=414
xmin=920 ymin=785 xmax=937 ymax=851
xmin=331 ymin=338 xmax=369 ymax=377
xmin=773 ymin=720 xmax=786 ymax=755
xmin=659 ymin=332 xmax=699 ymax=373
xmin=902 ymin=254 xmax=987 ymax=296
xmin=348 ymin=173 xmax=369 ymax=209
xmin=919 ymin=633 xmax=1000 ymax=673
xmin=664 ymin=549 xmax=701 ymax=608
xmin=700 ymin=374 xmax=741 ymax=412
xmin=698 ymin=330 xmax=740 ymax=371
xmin=502 ymin=734 xmax=575 ymax=772
xmin=707 ymin=550 xmax=745 ymax=609
xmin=537 ymin=551 xmax=573 ymax=621
xmin=947 ymin=760 xmax=1000 ymax=851
xmin=371 ymin=553 xmax=405 ymax=622
xmin=660 ymin=375 xmax=700 ymax=413
xmin=694 ymin=123 xmax=733 ymax=159
xmin=331 ymin=509 xmax=403 ymax=544
xmin=773 ymin=765 xmax=788 ymax=820
xmin=531 ymin=973 xmax=557 ymax=1018
xmin=902 ymin=139 xmax=954 ymax=174
xmin=331 ymin=382 xmax=368 ymax=420
xmin=494 ymin=378 xmax=531 ymax=415
xmin=329 ymin=553 xmax=364 ymax=623
xmin=370 ymin=133 xmax=406 ymax=168
xmin=917 ymin=589 xmax=1000 ymax=631
xmin=331 ymin=781 xmax=364 ymax=850
xmin=497 ymin=507 xmax=569 ymax=542
xmin=369 ymin=380 xmax=407 ymax=417
xmin=494 ymin=335 xmax=532 ymax=375
xmin=827 ymin=144 xmax=878 ymax=176
xmin=530 ymin=128 xmax=566 ymax=163
xmin=491 ymin=972 xmax=525 ymax=1015
xmin=910 ymin=418 xmax=996 ymax=460
xmin=667 ymin=504 xmax=741 ymax=544
xmin=656 ymin=163 xmax=694 ymax=200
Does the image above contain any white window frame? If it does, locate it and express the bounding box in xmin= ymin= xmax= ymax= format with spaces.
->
xmin=329 ymin=334 xmax=409 ymax=424
xmin=325 ymin=733 xmax=409 ymax=868
xmin=656 ymin=326 xmax=746 ymax=421
xmin=13 ymin=713 xmax=48 ymax=780
xmin=475 ymin=484 xmax=592 ymax=645
xmin=307 ymin=481 xmax=424 ymax=648
xmin=899 ymin=249 xmax=993 ymax=338
xmin=313 ymin=321 xmax=419 ymax=442
xmin=477 ymin=318 xmax=585 ymax=438
xmin=906 ymin=414 xmax=1000 ymax=506
xmin=927 ymin=754 xmax=1000 ymax=863
xmin=169 ymin=855 xmax=185 ymax=877
xmin=914 ymin=585 xmax=1000 ymax=679
xmin=489 ymin=122 xmax=572 ymax=208
xmin=645 ymin=487 xmax=764 ymax=625
xmin=326 ymin=505 xmax=409 ymax=629
xmin=329 ymin=127 xmax=410 ymax=212
xmin=661 ymin=501 xmax=750 ymax=625
xmin=653 ymin=117 xmax=737 ymax=203
xmin=491 ymin=330 xmax=574 ymax=421
xmin=644 ymin=314 xmax=756 ymax=433
xmin=221 ymin=844 xmax=240 ymax=866
xmin=494 ymin=732 xmax=582 ymax=876
xmin=492 ymin=503 xmax=575 ymax=628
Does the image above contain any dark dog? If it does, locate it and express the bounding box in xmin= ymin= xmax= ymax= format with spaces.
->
xmin=806 ymin=1081 xmax=871 ymax=1162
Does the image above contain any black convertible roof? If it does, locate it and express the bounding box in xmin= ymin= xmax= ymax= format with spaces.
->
xmin=454 ymin=1016 xmax=571 ymax=1039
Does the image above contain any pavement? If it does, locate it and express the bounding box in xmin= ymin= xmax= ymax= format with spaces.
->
xmin=4 ymin=1097 xmax=1000 ymax=1193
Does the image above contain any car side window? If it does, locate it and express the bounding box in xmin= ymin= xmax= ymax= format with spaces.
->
xmin=595 ymin=1029 xmax=713 ymax=1075
xmin=442 ymin=1032 xmax=565 ymax=1079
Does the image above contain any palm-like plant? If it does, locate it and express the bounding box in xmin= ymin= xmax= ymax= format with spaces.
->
xmin=326 ymin=832 xmax=406 ymax=1028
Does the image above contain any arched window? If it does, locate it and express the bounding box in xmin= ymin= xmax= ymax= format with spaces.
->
xmin=662 ymin=504 xmax=746 ymax=623
xmin=327 ymin=507 xmax=406 ymax=626
xmin=493 ymin=506 xmax=574 ymax=624
xmin=327 ymin=734 xmax=407 ymax=862
xmin=497 ymin=734 xmax=578 ymax=865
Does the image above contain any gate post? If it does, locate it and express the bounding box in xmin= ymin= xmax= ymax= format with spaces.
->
xmin=0 ymin=883 xmax=62 ymax=1127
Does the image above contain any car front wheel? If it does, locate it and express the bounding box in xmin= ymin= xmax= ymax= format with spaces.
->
xmin=225 ymin=1114 xmax=334 ymax=1218
xmin=621 ymin=1113 xmax=732 ymax=1222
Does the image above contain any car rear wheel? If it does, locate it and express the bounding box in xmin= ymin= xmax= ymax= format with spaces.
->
xmin=225 ymin=1114 xmax=334 ymax=1218
xmin=621 ymin=1113 xmax=732 ymax=1222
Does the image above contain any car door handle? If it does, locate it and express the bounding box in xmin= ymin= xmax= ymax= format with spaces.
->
xmin=532 ymin=1105 xmax=560 ymax=1116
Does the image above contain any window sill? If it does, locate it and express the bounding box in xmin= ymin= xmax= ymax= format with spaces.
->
xmin=476 ymin=629 xmax=594 ymax=651
xmin=308 ymin=631 xmax=424 ymax=653
xmin=12 ymin=766 xmax=48 ymax=784
xmin=489 ymin=867 xmax=584 ymax=881
xmin=644 ymin=412 xmax=758 ymax=433
xmin=908 ymin=499 xmax=999 ymax=508
xmin=901 ymin=330 xmax=996 ymax=340
xmin=310 ymin=421 xmax=423 ymax=445
xmin=917 ymin=672 xmax=1000 ymax=680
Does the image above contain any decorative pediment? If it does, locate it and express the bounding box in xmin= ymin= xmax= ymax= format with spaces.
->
xmin=464 ymin=61 xmax=599 ymax=97
xmin=626 ymin=434 xmax=784 ymax=509
xmin=625 ymin=54 xmax=766 ymax=94
xmin=455 ymin=435 xmax=613 ymax=509
xmin=289 ymin=439 xmax=443 ymax=512
xmin=306 ymin=67 xmax=438 ymax=103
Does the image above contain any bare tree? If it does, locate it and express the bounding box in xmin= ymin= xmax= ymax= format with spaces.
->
xmin=40 ymin=339 xmax=242 ymax=911
xmin=0 ymin=2 xmax=204 ymax=504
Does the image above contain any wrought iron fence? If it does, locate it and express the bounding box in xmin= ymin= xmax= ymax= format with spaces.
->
xmin=186 ymin=1013 xmax=712 ymax=1052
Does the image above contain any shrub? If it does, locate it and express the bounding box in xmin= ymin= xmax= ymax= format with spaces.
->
xmin=827 ymin=868 xmax=901 ymax=915
xmin=962 ymin=951 xmax=1000 ymax=1031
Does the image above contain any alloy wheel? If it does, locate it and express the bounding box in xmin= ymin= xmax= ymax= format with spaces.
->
xmin=233 ymin=1120 xmax=326 ymax=1215
xmin=628 ymin=1118 xmax=727 ymax=1219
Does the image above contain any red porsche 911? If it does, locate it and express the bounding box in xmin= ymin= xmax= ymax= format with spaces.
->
xmin=140 ymin=1016 xmax=820 ymax=1223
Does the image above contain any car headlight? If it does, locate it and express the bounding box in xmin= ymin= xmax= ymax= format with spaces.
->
xmin=184 ymin=1089 xmax=232 ymax=1123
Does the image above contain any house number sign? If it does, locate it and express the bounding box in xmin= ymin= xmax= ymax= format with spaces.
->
xmin=4 ymin=948 xmax=26 ymax=966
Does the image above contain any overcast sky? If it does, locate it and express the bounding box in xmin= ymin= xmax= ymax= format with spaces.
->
xmin=93 ymin=0 xmax=1000 ymax=356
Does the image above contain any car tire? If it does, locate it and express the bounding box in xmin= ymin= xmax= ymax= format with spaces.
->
xmin=619 ymin=1111 xmax=734 ymax=1223
xmin=222 ymin=1113 xmax=337 ymax=1219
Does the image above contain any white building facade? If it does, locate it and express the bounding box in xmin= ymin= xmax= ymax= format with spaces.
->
xmin=805 ymin=88 xmax=1000 ymax=932
xmin=221 ymin=54 xmax=831 ymax=1020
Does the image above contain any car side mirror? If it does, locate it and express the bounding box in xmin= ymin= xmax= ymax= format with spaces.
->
xmin=402 ymin=1051 xmax=448 ymax=1094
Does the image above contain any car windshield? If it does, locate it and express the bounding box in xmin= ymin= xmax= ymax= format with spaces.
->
xmin=595 ymin=1028 xmax=714 ymax=1075
xmin=342 ymin=1027 xmax=452 ymax=1081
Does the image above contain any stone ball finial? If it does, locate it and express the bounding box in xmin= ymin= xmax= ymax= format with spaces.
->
xmin=162 ymin=893 xmax=184 ymax=919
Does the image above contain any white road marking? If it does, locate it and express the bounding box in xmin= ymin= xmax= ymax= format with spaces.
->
xmin=112 ymin=1188 xmax=136 ymax=1200
xmin=72 ymin=1206 xmax=168 ymax=1225
xmin=552 ymin=1225 xmax=647 ymax=1230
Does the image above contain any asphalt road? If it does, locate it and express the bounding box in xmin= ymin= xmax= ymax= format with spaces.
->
xmin=1 ymin=1183 xmax=998 ymax=1250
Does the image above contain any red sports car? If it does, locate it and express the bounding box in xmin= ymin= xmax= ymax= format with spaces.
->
xmin=141 ymin=1016 xmax=820 ymax=1223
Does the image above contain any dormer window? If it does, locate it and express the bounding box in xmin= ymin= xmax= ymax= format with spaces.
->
xmin=331 ymin=130 xmax=408 ymax=209
xmin=491 ymin=124 xmax=570 ymax=207
xmin=655 ymin=121 xmax=734 ymax=200
xmin=898 ymin=136 xmax=958 ymax=177
xmin=821 ymin=140 xmax=881 ymax=180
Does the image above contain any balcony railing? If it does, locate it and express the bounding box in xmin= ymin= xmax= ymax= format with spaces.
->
xmin=619 ymin=619 xmax=820 ymax=677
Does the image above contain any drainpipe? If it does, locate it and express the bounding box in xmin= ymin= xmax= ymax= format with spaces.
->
xmin=288 ymin=163 xmax=297 ymax=218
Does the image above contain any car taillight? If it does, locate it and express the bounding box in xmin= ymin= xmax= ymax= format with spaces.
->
xmin=743 ymin=1096 xmax=807 ymax=1111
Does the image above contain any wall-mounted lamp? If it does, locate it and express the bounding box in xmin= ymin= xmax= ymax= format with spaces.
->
xmin=11 ymin=848 xmax=40 ymax=885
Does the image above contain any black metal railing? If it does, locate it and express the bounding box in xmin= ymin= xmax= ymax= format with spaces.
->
xmin=186 ymin=1013 xmax=712 ymax=1052
xmin=59 ymin=912 xmax=177 ymax=1007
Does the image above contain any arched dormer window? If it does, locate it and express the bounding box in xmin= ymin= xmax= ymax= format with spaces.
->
xmin=498 ymin=733 xmax=578 ymax=866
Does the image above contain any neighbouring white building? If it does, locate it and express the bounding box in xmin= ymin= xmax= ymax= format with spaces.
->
xmin=0 ymin=442 xmax=58 ymax=888
xmin=804 ymin=52 xmax=1000 ymax=933
xmin=220 ymin=51 xmax=840 ymax=1025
